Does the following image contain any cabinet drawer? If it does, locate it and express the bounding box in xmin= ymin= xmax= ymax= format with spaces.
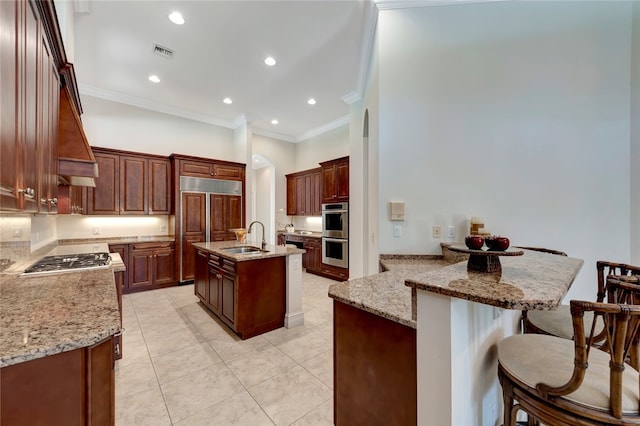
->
xmin=221 ymin=259 xmax=236 ymax=275
xmin=131 ymin=242 xmax=173 ymax=251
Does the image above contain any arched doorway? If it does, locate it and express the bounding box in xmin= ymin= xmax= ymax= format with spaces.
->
xmin=251 ymin=154 xmax=276 ymax=245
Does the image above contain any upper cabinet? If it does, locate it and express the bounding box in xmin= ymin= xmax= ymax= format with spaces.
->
xmin=0 ymin=0 xmax=97 ymax=213
xmin=179 ymin=158 xmax=245 ymax=181
xmin=320 ymin=156 xmax=349 ymax=203
xmin=86 ymin=148 xmax=170 ymax=215
xmin=286 ymin=168 xmax=321 ymax=216
xmin=0 ymin=0 xmax=60 ymax=213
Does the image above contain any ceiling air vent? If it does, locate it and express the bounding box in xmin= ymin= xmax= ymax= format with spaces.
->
xmin=153 ymin=44 xmax=174 ymax=59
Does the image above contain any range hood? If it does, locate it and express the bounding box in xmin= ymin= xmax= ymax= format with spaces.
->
xmin=58 ymin=86 xmax=98 ymax=187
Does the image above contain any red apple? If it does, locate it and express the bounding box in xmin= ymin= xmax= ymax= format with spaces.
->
xmin=465 ymin=235 xmax=485 ymax=250
xmin=485 ymin=235 xmax=509 ymax=251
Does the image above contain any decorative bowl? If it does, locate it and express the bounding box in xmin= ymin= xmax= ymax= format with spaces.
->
xmin=464 ymin=235 xmax=485 ymax=250
xmin=485 ymin=235 xmax=510 ymax=251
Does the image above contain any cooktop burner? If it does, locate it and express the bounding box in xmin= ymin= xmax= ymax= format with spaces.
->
xmin=24 ymin=252 xmax=112 ymax=274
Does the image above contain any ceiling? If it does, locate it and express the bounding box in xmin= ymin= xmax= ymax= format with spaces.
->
xmin=71 ymin=0 xmax=377 ymax=143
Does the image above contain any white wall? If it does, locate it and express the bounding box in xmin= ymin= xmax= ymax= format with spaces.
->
xmin=295 ymin=125 xmax=350 ymax=170
xmin=631 ymin=2 xmax=640 ymax=265
xmin=81 ymin=96 xmax=237 ymax=160
xmin=252 ymin=134 xmax=297 ymax=229
xmin=253 ymin=166 xmax=274 ymax=244
xmin=378 ymin=2 xmax=633 ymax=305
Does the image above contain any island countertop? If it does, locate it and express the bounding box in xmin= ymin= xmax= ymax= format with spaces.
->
xmin=405 ymin=249 xmax=584 ymax=310
xmin=192 ymin=240 xmax=305 ymax=261
xmin=0 ymin=268 xmax=121 ymax=368
xmin=328 ymin=255 xmax=450 ymax=328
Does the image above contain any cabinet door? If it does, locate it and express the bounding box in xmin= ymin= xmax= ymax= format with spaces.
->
xmin=120 ymin=155 xmax=147 ymax=214
xmin=0 ymin=0 xmax=19 ymax=211
xmin=87 ymin=152 xmax=119 ymax=214
xmin=322 ymin=165 xmax=336 ymax=203
xmin=311 ymin=171 xmax=322 ymax=215
xmin=210 ymin=194 xmax=242 ymax=241
xmin=221 ymin=272 xmax=236 ymax=326
xmin=153 ymin=248 xmax=175 ymax=285
xmin=181 ymin=192 xmax=205 ymax=281
xmin=226 ymin=195 xmax=242 ymax=231
xmin=108 ymin=244 xmax=128 ymax=308
xmin=286 ymin=176 xmax=296 ymax=216
xmin=295 ymin=175 xmax=305 ymax=215
xmin=336 ymin=161 xmax=349 ymax=201
xmin=180 ymin=159 xmax=213 ymax=178
xmin=20 ymin=0 xmax=39 ymax=213
xmin=208 ymin=264 xmax=221 ymax=314
xmin=129 ymin=250 xmax=153 ymax=290
xmin=149 ymin=158 xmax=170 ymax=214
xmin=194 ymin=250 xmax=208 ymax=301
xmin=213 ymin=164 xmax=243 ymax=181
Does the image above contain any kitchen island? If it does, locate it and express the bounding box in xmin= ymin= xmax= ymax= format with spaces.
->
xmin=0 ymin=264 xmax=121 ymax=425
xmin=328 ymin=250 xmax=583 ymax=426
xmin=192 ymin=241 xmax=305 ymax=339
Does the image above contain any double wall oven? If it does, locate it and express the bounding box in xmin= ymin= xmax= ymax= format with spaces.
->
xmin=322 ymin=202 xmax=348 ymax=268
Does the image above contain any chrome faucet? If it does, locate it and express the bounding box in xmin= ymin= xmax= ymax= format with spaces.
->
xmin=248 ymin=221 xmax=267 ymax=249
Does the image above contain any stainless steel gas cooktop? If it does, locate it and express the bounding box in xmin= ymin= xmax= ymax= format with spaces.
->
xmin=23 ymin=252 xmax=112 ymax=275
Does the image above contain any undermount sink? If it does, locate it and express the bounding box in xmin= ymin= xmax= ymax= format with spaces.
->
xmin=220 ymin=246 xmax=267 ymax=254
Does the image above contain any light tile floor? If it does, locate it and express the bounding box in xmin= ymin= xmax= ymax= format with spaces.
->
xmin=116 ymin=272 xmax=336 ymax=426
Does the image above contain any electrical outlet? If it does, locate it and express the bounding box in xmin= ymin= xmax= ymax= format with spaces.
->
xmin=93 ymin=226 xmax=100 ymax=235
xmin=12 ymin=228 xmax=22 ymax=237
xmin=447 ymin=226 xmax=455 ymax=239
xmin=393 ymin=224 xmax=402 ymax=238
xmin=432 ymin=225 xmax=442 ymax=238
xmin=160 ymin=225 xmax=167 ymax=233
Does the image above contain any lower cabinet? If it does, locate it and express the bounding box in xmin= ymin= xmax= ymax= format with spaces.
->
xmin=194 ymin=250 xmax=285 ymax=339
xmin=321 ymin=263 xmax=349 ymax=281
xmin=0 ymin=336 xmax=115 ymax=426
xmin=110 ymin=241 xmax=176 ymax=295
xmin=303 ymin=237 xmax=322 ymax=274
xmin=108 ymin=244 xmax=127 ymax=360
xmin=129 ymin=242 xmax=176 ymax=292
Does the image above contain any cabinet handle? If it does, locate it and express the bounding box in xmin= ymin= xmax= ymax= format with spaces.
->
xmin=19 ymin=187 xmax=35 ymax=197
xmin=216 ymin=273 xmax=222 ymax=279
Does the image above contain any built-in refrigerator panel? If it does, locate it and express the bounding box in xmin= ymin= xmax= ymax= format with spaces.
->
xmin=178 ymin=176 xmax=243 ymax=282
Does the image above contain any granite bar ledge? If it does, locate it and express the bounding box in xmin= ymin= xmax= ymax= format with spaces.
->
xmin=405 ymin=249 xmax=584 ymax=310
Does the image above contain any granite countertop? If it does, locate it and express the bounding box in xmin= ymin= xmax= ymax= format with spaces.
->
xmin=0 ymin=268 xmax=121 ymax=367
xmin=405 ymin=249 xmax=584 ymax=310
xmin=278 ymin=230 xmax=322 ymax=238
xmin=328 ymin=255 xmax=449 ymax=328
xmin=193 ymin=240 xmax=305 ymax=262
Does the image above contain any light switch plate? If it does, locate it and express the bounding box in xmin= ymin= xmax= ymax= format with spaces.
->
xmin=393 ymin=224 xmax=402 ymax=238
xmin=433 ymin=225 xmax=442 ymax=238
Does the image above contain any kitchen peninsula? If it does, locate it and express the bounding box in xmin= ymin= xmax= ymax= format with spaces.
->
xmin=192 ymin=241 xmax=305 ymax=339
xmin=0 ymin=255 xmax=122 ymax=424
xmin=328 ymin=250 xmax=583 ymax=426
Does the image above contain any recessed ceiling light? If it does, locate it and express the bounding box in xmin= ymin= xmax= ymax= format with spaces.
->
xmin=307 ymin=98 xmax=317 ymax=105
xmin=223 ymin=98 xmax=232 ymax=104
xmin=168 ymin=11 xmax=184 ymax=25
xmin=271 ymin=119 xmax=279 ymax=125
xmin=264 ymin=56 xmax=276 ymax=66
xmin=148 ymin=75 xmax=160 ymax=83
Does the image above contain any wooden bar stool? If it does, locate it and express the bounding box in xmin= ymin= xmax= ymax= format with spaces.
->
xmin=523 ymin=260 xmax=640 ymax=340
xmin=498 ymin=276 xmax=640 ymax=425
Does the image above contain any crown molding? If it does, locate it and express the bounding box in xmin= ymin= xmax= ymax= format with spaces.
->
xmin=296 ymin=115 xmax=350 ymax=143
xmin=374 ymin=0 xmax=508 ymax=10
xmin=252 ymin=127 xmax=297 ymax=143
xmin=78 ymin=84 xmax=236 ymax=129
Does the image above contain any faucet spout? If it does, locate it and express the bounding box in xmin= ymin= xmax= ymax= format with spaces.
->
xmin=248 ymin=221 xmax=267 ymax=249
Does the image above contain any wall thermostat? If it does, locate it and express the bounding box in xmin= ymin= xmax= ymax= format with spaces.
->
xmin=389 ymin=201 xmax=405 ymax=221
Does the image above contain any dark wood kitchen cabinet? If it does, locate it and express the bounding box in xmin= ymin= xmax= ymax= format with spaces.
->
xmin=128 ymin=241 xmax=175 ymax=293
xmin=303 ymin=237 xmax=322 ymax=274
xmin=286 ymin=167 xmax=321 ymax=216
xmin=57 ymin=184 xmax=85 ymax=214
xmin=179 ymin=158 xmax=245 ymax=181
xmin=210 ymin=194 xmax=242 ymax=241
xmin=320 ymin=156 xmax=349 ymax=203
xmin=0 ymin=336 xmax=115 ymax=426
xmin=0 ymin=0 xmax=60 ymax=213
xmin=194 ymin=251 xmax=286 ymax=339
xmin=86 ymin=148 xmax=170 ymax=215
